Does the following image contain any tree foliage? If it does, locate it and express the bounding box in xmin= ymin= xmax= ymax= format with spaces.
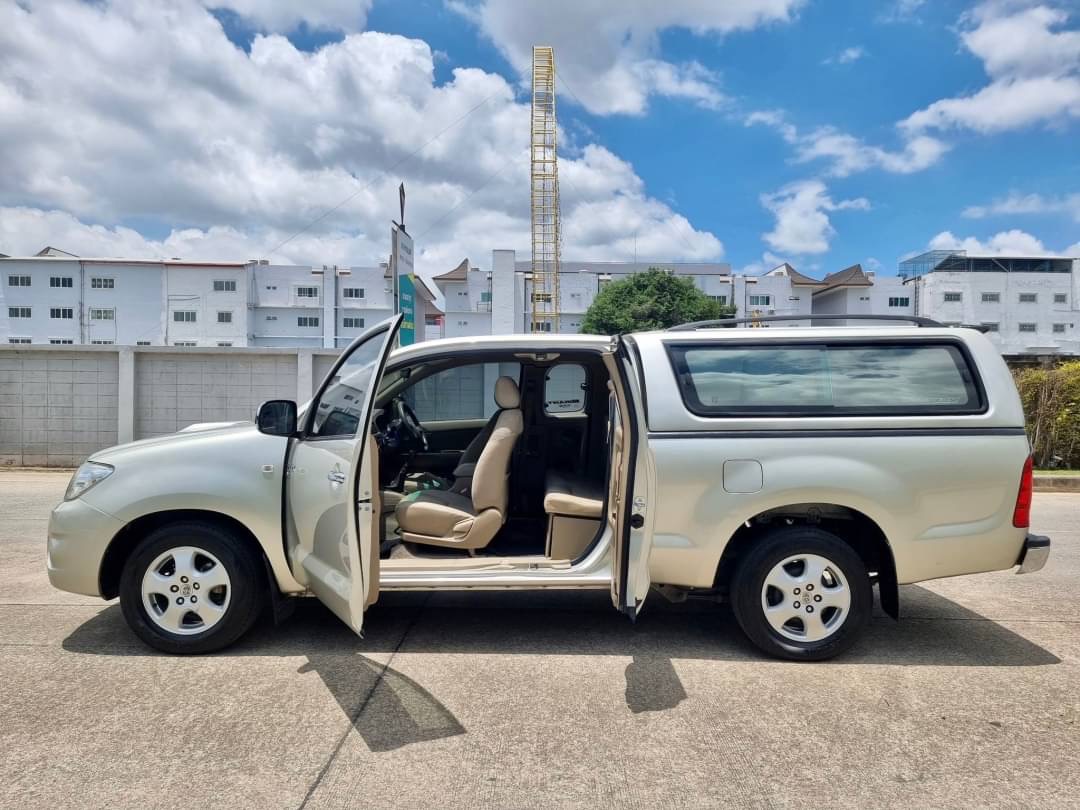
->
xmin=580 ymin=268 xmax=735 ymax=335
xmin=1012 ymin=361 xmax=1080 ymax=468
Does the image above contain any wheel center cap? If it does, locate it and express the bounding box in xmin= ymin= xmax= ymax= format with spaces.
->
xmin=181 ymin=584 xmax=192 ymax=596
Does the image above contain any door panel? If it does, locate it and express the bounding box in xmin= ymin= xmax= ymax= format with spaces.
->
xmin=285 ymin=315 xmax=401 ymax=634
xmin=611 ymin=338 xmax=654 ymax=618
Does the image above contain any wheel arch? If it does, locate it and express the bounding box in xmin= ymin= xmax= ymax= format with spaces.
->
xmin=714 ymin=502 xmax=899 ymax=619
xmin=99 ymin=509 xmax=277 ymax=604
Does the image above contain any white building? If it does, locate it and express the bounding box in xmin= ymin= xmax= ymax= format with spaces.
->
xmin=0 ymin=250 xmax=440 ymax=348
xmin=5 ymin=245 xmax=1078 ymax=357
xmin=901 ymin=251 xmax=1080 ymax=357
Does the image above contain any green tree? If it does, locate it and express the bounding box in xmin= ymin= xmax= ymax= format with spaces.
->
xmin=580 ymin=268 xmax=735 ymax=335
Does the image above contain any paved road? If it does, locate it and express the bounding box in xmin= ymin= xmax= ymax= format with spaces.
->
xmin=1 ymin=470 xmax=1078 ymax=809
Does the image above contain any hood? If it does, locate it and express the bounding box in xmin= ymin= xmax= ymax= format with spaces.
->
xmin=90 ymin=421 xmax=257 ymax=462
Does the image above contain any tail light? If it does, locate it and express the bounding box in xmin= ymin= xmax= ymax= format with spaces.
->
xmin=1012 ymin=455 xmax=1033 ymax=528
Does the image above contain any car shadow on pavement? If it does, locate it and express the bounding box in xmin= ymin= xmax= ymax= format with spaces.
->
xmin=61 ymin=584 xmax=1059 ymax=745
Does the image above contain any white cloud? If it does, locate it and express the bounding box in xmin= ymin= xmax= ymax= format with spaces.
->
xmin=928 ymin=229 xmax=1054 ymax=255
xmin=760 ymin=180 xmax=869 ymax=256
xmin=823 ymin=46 xmax=866 ymax=65
xmin=745 ymin=111 xmax=948 ymax=176
xmin=449 ymin=0 xmax=804 ymax=115
xmin=202 ymin=0 xmax=373 ymax=32
xmin=902 ymin=3 xmax=1080 ymax=133
xmin=0 ymin=0 xmax=722 ymax=273
xmin=879 ymin=0 xmax=926 ymax=23
xmin=962 ymin=191 xmax=1080 ymax=221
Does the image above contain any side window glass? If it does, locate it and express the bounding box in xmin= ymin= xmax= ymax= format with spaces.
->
xmin=309 ymin=334 xmax=386 ymax=438
xmin=405 ymin=362 xmax=520 ymax=422
xmin=545 ymin=364 xmax=587 ymax=414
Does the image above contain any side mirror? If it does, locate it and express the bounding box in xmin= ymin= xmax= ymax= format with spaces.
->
xmin=257 ymin=399 xmax=298 ymax=437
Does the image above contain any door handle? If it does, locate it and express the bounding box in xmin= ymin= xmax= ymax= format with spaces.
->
xmin=327 ymin=470 xmax=347 ymax=484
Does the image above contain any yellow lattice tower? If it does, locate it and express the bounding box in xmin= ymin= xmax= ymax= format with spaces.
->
xmin=530 ymin=46 xmax=560 ymax=333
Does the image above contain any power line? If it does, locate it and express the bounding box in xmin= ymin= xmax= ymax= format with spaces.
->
xmin=264 ymin=90 xmax=501 ymax=258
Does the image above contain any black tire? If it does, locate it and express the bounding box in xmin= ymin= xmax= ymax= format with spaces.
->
xmin=118 ymin=521 xmax=264 ymax=655
xmin=730 ymin=526 xmax=872 ymax=661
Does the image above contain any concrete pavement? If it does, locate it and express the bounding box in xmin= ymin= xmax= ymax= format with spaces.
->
xmin=1 ymin=470 xmax=1078 ymax=809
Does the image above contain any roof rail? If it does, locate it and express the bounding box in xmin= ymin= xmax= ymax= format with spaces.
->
xmin=668 ymin=313 xmax=945 ymax=331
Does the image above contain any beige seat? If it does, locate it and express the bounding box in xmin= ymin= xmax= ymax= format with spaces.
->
xmin=543 ymin=470 xmax=604 ymax=560
xmin=395 ymin=376 xmax=523 ymax=551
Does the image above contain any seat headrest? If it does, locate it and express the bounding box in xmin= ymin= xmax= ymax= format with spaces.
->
xmin=494 ymin=376 xmax=520 ymax=409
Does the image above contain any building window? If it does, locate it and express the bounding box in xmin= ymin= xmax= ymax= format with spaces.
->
xmin=1052 ymin=323 xmax=1067 ymax=334
xmin=90 ymin=308 xmax=114 ymax=321
xmin=50 ymin=307 xmax=73 ymax=319
xmin=8 ymin=275 xmax=31 ymax=287
xmin=297 ymin=316 xmax=320 ymax=328
xmin=8 ymin=337 xmax=31 ymax=344
xmin=943 ymin=292 xmax=962 ymax=303
xmin=172 ymin=310 xmax=197 ymax=323
xmin=749 ymin=295 xmax=772 ymax=307
xmin=343 ymin=287 xmax=364 ymax=299
xmin=49 ymin=338 xmax=74 ymax=345
xmin=216 ymin=341 xmax=233 ymax=347
xmin=217 ymin=311 xmax=233 ymax=324
xmin=343 ymin=316 xmax=364 ymax=328
xmin=136 ymin=341 xmax=151 ymax=346
xmin=266 ymin=285 xmax=277 ymax=290
xmin=709 ymin=295 xmax=728 ymax=305
xmin=980 ymin=292 xmax=1000 ymax=303
xmin=174 ymin=341 xmax=197 ymax=347
xmin=1054 ymin=293 xmax=1068 ymax=305
xmin=981 ymin=322 xmax=1000 ymax=332
xmin=90 ymin=339 xmax=114 ymax=345
xmin=265 ymin=315 xmax=278 ymax=321
xmin=90 ymin=277 xmax=114 ymax=289
xmin=50 ymin=276 xmax=73 ymax=288
xmin=1019 ymin=293 xmax=1037 ymax=303
xmin=888 ymin=297 xmax=910 ymax=308
xmin=296 ymin=286 xmax=319 ymax=298
xmin=531 ymin=321 xmax=553 ymax=333
xmin=8 ymin=306 xmax=31 ymax=318
xmin=213 ymin=279 xmax=237 ymax=292
xmin=480 ymin=291 xmax=492 ymax=303
xmin=1018 ymin=323 xmax=1037 ymax=333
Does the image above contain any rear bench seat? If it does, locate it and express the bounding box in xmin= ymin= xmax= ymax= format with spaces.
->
xmin=544 ymin=471 xmax=604 ymax=560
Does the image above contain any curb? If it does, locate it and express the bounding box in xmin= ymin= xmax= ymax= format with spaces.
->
xmin=1034 ymin=475 xmax=1080 ymax=492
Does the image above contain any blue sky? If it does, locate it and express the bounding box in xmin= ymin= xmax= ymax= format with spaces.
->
xmin=1 ymin=0 xmax=1078 ymax=278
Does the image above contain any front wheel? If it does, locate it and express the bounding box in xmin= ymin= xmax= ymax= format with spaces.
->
xmin=118 ymin=522 xmax=264 ymax=654
xmin=730 ymin=527 xmax=872 ymax=661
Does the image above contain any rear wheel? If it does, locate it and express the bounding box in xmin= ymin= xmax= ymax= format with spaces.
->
xmin=730 ymin=527 xmax=872 ymax=661
xmin=119 ymin=522 xmax=264 ymax=654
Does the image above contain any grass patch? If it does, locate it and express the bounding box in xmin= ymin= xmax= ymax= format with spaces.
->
xmin=1035 ymin=469 xmax=1080 ymax=476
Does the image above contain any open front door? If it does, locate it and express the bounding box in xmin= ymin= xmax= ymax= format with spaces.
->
xmin=610 ymin=336 xmax=655 ymax=619
xmin=285 ymin=314 xmax=402 ymax=634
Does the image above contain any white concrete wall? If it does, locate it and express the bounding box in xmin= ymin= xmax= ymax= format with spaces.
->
xmin=0 ymin=349 xmax=119 ymax=467
xmin=0 ymin=345 xmax=345 ymax=466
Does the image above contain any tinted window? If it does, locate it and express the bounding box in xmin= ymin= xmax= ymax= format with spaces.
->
xmin=309 ymin=333 xmax=388 ymax=437
xmin=668 ymin=342 xmax=982 ymax=416
xmin=404 ymin=362 xmax=520 ymax=422
xmin=545 ymin=364 xmax=587 ymax=414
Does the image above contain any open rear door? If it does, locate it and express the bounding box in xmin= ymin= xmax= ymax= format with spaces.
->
xmin=610 ymin=336 xmax=655 ymax=619
xmin=285 ymin=314 xmax=401 ymax=634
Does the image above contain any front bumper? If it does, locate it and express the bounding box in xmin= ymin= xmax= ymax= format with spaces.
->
xmin=47 ymin=498 xmax=124 ymax=597
xmin=1016 ymin=534 xmax=1051 ymax=575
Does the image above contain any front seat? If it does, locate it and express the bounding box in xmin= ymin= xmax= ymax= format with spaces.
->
xmin=395 ymin=376 xmax=523 ymax=551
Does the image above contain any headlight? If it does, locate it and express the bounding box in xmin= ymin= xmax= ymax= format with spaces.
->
xmin=64 ymin=461 xmax=114 ymax=501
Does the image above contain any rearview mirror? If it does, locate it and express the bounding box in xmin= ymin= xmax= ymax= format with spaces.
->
xmin=257 ymin=399 xmax=298 ymax=437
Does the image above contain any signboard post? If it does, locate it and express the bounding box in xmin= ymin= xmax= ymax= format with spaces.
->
xmin=391 ymin=183 xmax=415 ymax=347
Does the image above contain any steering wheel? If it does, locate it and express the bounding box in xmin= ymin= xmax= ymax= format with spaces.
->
xmin=393 ymin=398 xmax=428 ymax=451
